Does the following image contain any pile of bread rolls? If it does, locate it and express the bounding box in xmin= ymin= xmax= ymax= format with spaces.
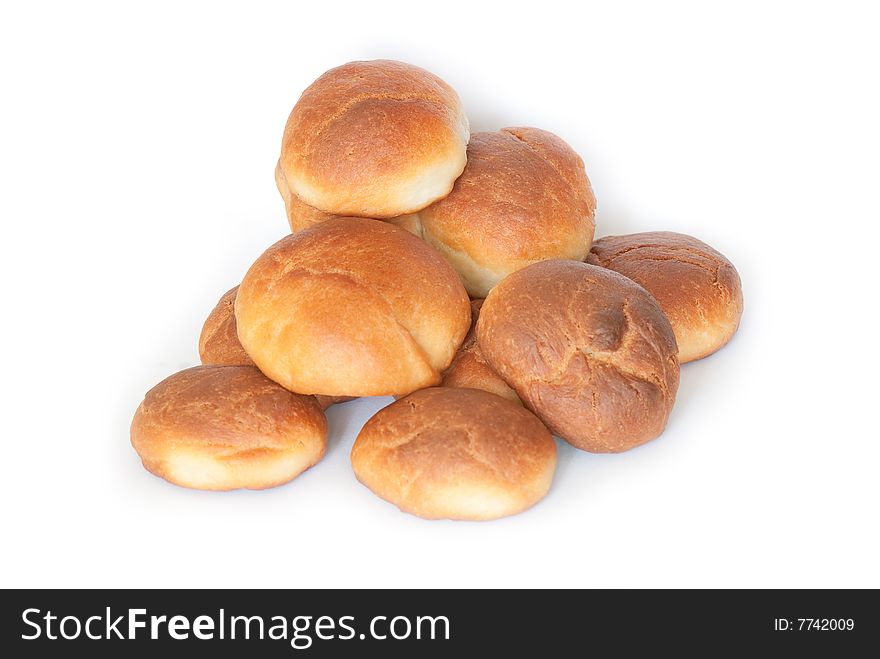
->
xmin=131 ymin=60 xmax=743 ymax=521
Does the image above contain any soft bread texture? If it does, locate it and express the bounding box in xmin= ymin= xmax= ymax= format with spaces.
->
xmin=441 ymin=299 xmax=520 ymax=403
xmin=476 ymin=260 xmax=680 ymax=453
xmin=351 ymin=387 xmax=556 ymax=520
xmin=279 ymin=60 xmax=469 ymax=218
xmin=275 ymin=161 xmax=422 ymax=236
xmin=586 ymin=231 xmax=743 ymax=363
xmin=235 ymin=217 xmax=471 ymax=397
xmin=131 ymin=365 xmax=327 ymax=490
xmin=198 ymin=286 xmax=351 ymax=410
xmin=418 ymin=127 xmax=597 ymax=297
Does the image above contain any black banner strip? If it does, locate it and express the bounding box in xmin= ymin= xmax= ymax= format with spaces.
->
xmin=1 ymin=589 xmax=876 ymax=655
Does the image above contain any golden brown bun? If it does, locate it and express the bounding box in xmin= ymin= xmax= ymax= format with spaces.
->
xmin=198 ymin=286 xmax=352 ymax=410
xmin=275 ymin=161 xmax=337 ymax=231
xmin=199 ymin=286 xmax=254 ymax=367
xmin=275 ymin=161 xmax=422 ymax=236
xmin=441 ymin=299 xmax=520 ymax=403
xmin=235 ymin=217 xmax=471 ymax=397
xmin=476 ymin=260 xmax=679 ymax=453
xmin=586 ymin=231 xmax=743 ymax=363
xmin=351 ymin=387 xmax=556 ymax=520
xmin=312 ymin=395 xmax=355 ymax=410
xmin=419 ymin=127 xmax=596 ymax=297
xmin=131 ymin=365 xmax=327 ymax=490
xmin=279 ymin=60 xmax=469 ymax=218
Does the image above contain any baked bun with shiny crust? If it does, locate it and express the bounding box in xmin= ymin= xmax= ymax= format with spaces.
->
xmin=441 ymin=299 xmax=520 ymax=403
xmin=131 ymin=365 xmax=327 ymax=490
xmin=275 ymin=161 xmax=422 ymax=236
xmin=235 ymin=217 xmax=471 ymax=397
xmin=476 ymin=260 xmax=679 ymax=453
xmin=198 ymin=286 xmax=351 ymax=410
xmin=586 ymin=231 xmax=743 ymax=363
xmin=351 ymin=387 xmax=556 ymax=520
xmin=279 ymin=60 xmax=469 ymax=218
xmin=418 ymin=127 xmax=596 ymax=297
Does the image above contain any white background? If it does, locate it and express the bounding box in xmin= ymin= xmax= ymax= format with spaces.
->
xmin=2 ymin=1 xmax=878 ymax=588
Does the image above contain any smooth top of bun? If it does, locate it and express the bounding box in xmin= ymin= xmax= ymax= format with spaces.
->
xmin=130 ymin=365 xmax=327 ymax=490
xmin=280 ymin=60 xmax=469 ymax=218
xmin=441 ymin=299 xmax=520 ymax=403
xmin=418 ymin=127 xmax=596 ymax=297
xmin=351 ymin=387 xmax=556 ymax=520
xmin=586 ymin=231 xmax=743 ymax=363
xmin=198 ymin=286 xmax=351 ymax=410
xmin=199 ymin=286 xmax=254 ymax=367
xmin=476 ymin=260 xmax=679 ymax=453
xmin=235 ymin=217 xmax=471 ymax=397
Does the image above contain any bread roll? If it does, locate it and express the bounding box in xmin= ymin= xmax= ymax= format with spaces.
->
xmin=235 ymin=217 xmax=471 ymax=397
xmin=131 ymin=365 xmax=327 ymax=490
xmin=275 ymin=161 xmax=337 ymax=231
xmin=351 ymin=387 xmax=556 ymax=520
xmin=275 ymin=161 xmax=421 ymax=236
xmin=279 ymin=60 xmax=469 ymax=218
xmin=418 ymin=127 xmax=596 ymax=297
xmin=199 ymin=286 xmax=254 ymax=367
xmin=198 ymin=285 xmax=351 ymax=410
xmin=441 ymin=299 xmax=520 ymax=403
xmin=586 ymin=231 xmax=743 ymax=363
xmin=476 ymin=260 xmax=679 ymax=453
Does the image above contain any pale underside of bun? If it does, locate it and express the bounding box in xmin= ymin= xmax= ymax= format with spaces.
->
xmin=131 ymin=365 xmax=328 ymax=491
xmin=275 ymin=160 xmax=422 ymax=236
xmin=419 ymin=235 xmax=513 ymax=300
xmin=280 ymin=60 xmax=469 ymax=218
xmin=587 ymin=231 xmax=743 ymax=363
xmin=235 ymin=218 xmax=471 ymax=397
xmin=351 ymin=387 xmax=556 ymax=520
xmin=476 ymin=260 xmax=680 ymax=453
xmin=198 ymin=285 xmax=353 ymax=410
xmin=418 ymin=127 xmax=597 ymax=298
xmin=139 ymin=444 xmax=323 ymax=492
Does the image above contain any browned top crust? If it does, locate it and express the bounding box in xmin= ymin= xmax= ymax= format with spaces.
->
xmin=476 ymin=260 xmax=680 ymax=453
xmin=131 ymin=365 xmax=327 ymax=456
xmin=198 ymin=286 xmax=354 ymax=409
xmin=199 ymin=286 xmax=254 ymax=366
xmin=235 ymin=217 xmax=471 ymax=396
xmin=418 ymin=127 xmax=596 ymax=297
xmin=351 ymin=387 xmax=556 ymax=519
xmin=280 ymin=60 xmax=468 ymax=218
xmin=586 ymin=231 xmax=743 ymax=362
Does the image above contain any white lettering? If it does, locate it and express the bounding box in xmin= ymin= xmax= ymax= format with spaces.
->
xmin=193 ymin=615 xmax=214 ymax=640
xmin=21 ymin=609 xmax=41 ymax=640
xmin=167 ymin=615 xmax=190 ymax=640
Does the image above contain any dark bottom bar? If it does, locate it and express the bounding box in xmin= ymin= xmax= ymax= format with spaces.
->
xmin=1 ymin=589 xmax=875 ymax=655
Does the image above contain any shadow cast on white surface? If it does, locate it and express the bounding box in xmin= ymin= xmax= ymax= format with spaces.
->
xmin=323 ymin=396 xmax=389 ymax=459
